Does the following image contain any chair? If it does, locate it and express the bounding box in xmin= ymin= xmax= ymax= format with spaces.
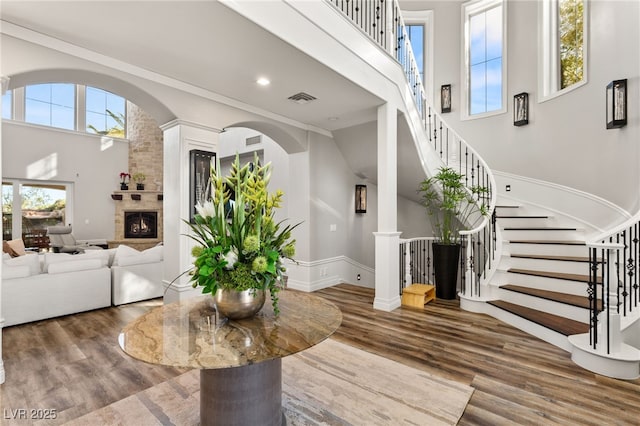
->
xmin=46 ymin=226 xmax=104 ymax=254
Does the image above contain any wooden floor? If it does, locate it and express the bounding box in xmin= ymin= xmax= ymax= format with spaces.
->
xmin=2 ymin=284 xmax=640 ymax=425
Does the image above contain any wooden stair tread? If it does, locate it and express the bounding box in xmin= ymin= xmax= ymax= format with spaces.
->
xmin=510 ymin=253 xmax=595 ymax=263
xmin=496 ymin=215 xmax=549 ymax=219
xmin=495 ymin=205 xmax=521 ymax=208
xmin=508 ymin=268 xmax=598 ymax=283
xmin=488 ymin=300 xmax=590 ymax=336
xmin=508 ymin=240 xmax=585 ymax=245
xmin=500 ymin=284 xmax=601 ymax=310
xmin=503 ymin=227 xmax=577 ymax=231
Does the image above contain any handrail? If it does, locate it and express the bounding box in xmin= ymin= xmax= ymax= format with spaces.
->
xmin=326 ymin=0 xmax=498 ymax=298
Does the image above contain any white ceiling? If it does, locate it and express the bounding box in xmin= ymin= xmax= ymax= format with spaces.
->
xmin=0 ymin=0 xmax=383 ymax=132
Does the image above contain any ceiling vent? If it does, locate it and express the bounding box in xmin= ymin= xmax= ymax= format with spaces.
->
xmin=246 ymin=135 xmax=262 ymax=146
xmin=288 ymin=92 xmax=317 ymax=105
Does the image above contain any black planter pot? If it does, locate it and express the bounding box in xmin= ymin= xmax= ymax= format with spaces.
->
xmin=136 ymin=183 xmax=145 ymax=190
xmin=433 ymin=243 xmax=461 ymax=300
xmin=120 ymin=183 xmax=128 ymax=190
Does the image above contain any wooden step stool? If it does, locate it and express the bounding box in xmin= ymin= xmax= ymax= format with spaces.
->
xmin=401 ymin=283 xmax=436 ymax=308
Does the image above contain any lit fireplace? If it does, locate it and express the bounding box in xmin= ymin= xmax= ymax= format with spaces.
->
xmin=124 ymin=211 xmax=158 ymax=239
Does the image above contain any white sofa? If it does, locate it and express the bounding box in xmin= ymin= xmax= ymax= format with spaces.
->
xmin=2 ymin=253 xmax=111 ymax=327
xmin=110 ymin=244 xmax=165 ymax=306
xmin=1 ymin=244 xmax=165 ymax=326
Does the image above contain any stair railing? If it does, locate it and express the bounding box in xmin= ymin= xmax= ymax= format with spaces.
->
xmin=587 ymin=219 xmax=640 ymax=354
xmin=327 ymin=0 xmax=497 ymax=298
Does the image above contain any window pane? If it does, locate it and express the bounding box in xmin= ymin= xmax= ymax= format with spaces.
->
xmin=25 ymin=83 xmax=75 ymax=129
xmin=560 ymin=0 xmax=584 ymax=89
xmin=470 ymin=13 xmax=486 ymax=65
xmin=486 ymin=6 xmax=502 ymax=60
xmin=26 ymin=84 xmax=51 ymax=103
xmin=85 ymin=86 xmax=126 ymax=137
xmin=486 ymin=58 xmax=503 ymax=110
xmin=2 ymin=91 xmax=11 ymax=119
xmin=25 ymin=99 xmax=51 ymax=126
xmin=407 ymin=25 xmax=424 ymax=83
xmin=2 ymin=183 xmax=13 ymax=240
xmin=470 ymin=64 xmax=487 ymax=115
xmin=21 ymin=184 xmax=66 ymax=250
xmin=51 ymin=104 xmax=75 ymax=130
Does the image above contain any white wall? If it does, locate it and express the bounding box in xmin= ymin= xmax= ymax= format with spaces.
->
xmin=2 ymin=121 xmax=128 ymax=240
xmin=405 ymin=0 xmax=640 ymax=212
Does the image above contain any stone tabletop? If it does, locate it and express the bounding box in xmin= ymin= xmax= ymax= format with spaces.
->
xmin=119 ymin=290 xmax=342 ymax=370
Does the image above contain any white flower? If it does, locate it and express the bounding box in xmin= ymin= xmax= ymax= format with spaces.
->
xmin=222 ymin=249 xmax=238 ymax=270
xmin=195 ymin=200 xmax=216 ymax=218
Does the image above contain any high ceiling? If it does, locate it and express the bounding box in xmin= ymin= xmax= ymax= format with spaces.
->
xmin=0 ymin=0 xmax=383 ymax=132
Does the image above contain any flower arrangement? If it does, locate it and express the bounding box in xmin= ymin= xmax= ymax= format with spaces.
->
xmin=186 ymin=153 xmax=299 ymax=315
xmin=119 ymin=172 xmax=130 ymax=184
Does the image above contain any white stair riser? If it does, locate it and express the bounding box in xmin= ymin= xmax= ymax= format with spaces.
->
xmin=497 ymin=288 xmax=590 ymax=323
xmin=493 ymin=270 xmax=589 ymax=296
xmin=504 ymin=242 xmax=588 ymax=257
xmin=505 ymin=257 xmax=592 ymax=276
xmin=502 ymin=229 xmax=584 ymax=241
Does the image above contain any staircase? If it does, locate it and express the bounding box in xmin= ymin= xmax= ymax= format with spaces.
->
xmin=489 ymin=202 xmax=596 ymax=351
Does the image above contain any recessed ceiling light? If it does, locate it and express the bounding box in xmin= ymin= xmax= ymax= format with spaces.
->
xmin=256 ymin=77 xmax=270 ymax=86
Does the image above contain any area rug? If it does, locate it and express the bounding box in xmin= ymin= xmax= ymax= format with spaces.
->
xmin=65 ymin=339 xmax=473 ymax=425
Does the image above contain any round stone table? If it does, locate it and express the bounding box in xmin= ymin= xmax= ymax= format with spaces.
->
xmin=119 ymin=290 xmax=342 ymax=425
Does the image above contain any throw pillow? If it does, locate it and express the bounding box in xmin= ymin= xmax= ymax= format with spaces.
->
xmin=1 ymin=264 xmax=31 ymax=279
xmin=4 ymin=252 xmax=41 ymax=275
xmin=112 ymin=244 xmax=142 ymax=266
xmin=3 ymin=241 xmax=19 ymax=257
xmin=6 ymin=239 xmax=26 ymax=256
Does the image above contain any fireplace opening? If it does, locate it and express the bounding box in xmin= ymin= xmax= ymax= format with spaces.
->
xmin=124 ymin=211 xmax=158 ymax=239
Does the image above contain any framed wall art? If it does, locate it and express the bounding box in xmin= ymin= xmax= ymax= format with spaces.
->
xmin=189 ymin=149 xmax=216 ymax=222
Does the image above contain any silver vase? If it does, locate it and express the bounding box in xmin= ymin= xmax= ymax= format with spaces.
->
xmin=214 ymin=288 xmax=266 ymax=320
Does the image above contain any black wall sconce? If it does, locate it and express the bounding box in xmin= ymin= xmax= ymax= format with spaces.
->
xmin=355 ymin=184 xmax=367 ymax=213
xmin=441 ymin=84 xmax=451 ymax=113
xmin=513 ymin=92 xmax=529 ymax=126
xmin=606 ymin=79 xmax=627 ymax=129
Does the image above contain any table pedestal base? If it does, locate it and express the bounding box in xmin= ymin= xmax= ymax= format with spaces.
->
xmin=200 ymin=358 xmax=282 ymax=426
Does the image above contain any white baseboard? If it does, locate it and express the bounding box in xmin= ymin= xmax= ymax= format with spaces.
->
xmin=284 ymin=256 xmax=374 ymax=292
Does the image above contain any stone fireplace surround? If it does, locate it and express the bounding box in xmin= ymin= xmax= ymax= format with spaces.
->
xmin=109 ymin=190 xmax=163 ymax=250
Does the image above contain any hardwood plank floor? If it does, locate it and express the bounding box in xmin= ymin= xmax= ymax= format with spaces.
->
xmin=1 ymin=284 xmax=639 ymax=425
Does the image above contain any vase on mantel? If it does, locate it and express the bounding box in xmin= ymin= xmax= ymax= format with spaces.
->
xmin=213 ymin=288 xmax=265 ymax=320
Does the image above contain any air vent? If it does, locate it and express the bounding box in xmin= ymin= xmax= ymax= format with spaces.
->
xmin=288 ymin=92 xmax=317 ymax=105
xmin=246 ymin=135 xmax=262 ymax=146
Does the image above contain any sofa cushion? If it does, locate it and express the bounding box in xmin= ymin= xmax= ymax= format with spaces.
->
xmin=113 ymin=244 xmax=163 ymax=267
xmin=2 ymin=264 xmax=31 ymax=279
xmin=4 ymin=252 xmax=41 ymax=275
xmin=43 ymin=252 xmax=75 ymax=272
xmin=48 ymin=258 xmax=103 ymax=274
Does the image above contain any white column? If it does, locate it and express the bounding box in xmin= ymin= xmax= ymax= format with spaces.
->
xmin=160 ymin=120 xmax=221 ymax=303
xmin=0 ymin=75 xmax=8 ymax=384
xmin=373 ymin=103 xmax=401 ymax=311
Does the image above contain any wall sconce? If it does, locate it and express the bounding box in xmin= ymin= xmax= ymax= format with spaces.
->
xmin=513 ymin=92 xmax=529 ymax=126
xmin=355 ymin=184 xmax=367 ymax=213
xmin=607 ymin=79 xmax=627 ymax=129
xmin=440 ymin=84 xmax=451 ymax=113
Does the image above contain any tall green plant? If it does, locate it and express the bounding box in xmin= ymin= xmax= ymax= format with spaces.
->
xmin=418 ymin=167 xmax=489 ymax=245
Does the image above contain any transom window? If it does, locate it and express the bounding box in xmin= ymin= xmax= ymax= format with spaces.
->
xmin=463 ymin=0 xmax=506 ymax=118
xmin=2 ymin=83 xmax=128 ymax=138
xmin=25 ymin=83 xmax=75 ymax=130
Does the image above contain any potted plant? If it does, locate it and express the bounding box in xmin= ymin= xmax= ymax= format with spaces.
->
xmin=119 ymin=172 xmax=130 ymax=190
xmin=186 ymin=153 xmax=299 ymax=318
xmin=418 ymin=167 xmax=488 ymax=299
xmin=132 ymin=172 xmax=146 ymax=190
